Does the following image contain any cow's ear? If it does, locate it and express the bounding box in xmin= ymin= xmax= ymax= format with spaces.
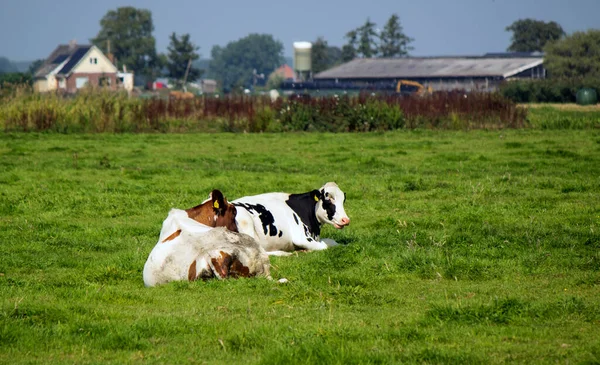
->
xmin=211 ymin=189 xmax=226 ymax=214
xmin=311 ymin=189 xmax=321 ymax=202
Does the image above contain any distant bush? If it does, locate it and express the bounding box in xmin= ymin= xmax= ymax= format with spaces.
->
xmin=274 ymin=95 xmax=405 ymax=132
xmin=500 ymin=78 xmax=600 ymax=103
xmin=0 ymin=88 xmax=528 ymax=133
xmin=0 ymin=73 xmax=32 ymax=86
xmin=273 ymin=92 xmax=525 ymax=132
xmin=0 ymin=73 xmax=33 ymax=99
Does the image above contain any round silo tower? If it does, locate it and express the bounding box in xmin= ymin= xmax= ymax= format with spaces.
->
xmin=293 ymin=41 xmax=312 ymax=81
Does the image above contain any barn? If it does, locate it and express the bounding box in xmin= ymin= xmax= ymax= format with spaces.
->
xmin=313 ymin=53 xmax=545 ymax=92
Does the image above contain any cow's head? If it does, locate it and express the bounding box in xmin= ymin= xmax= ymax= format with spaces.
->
xmin=315 ymin=182 xmax=350 ymax=229
xmin=185 ymin=189 xmax=238 ymax=232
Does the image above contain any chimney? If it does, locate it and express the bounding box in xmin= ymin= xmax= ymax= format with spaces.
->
xmin=68 ymin=39 xmax=77 ymax=50
xmin=106 ymin=39 xmax=115 ymax=64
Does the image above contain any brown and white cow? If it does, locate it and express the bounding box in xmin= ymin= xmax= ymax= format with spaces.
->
xmin=143 ymin=190 xmax=271 ymax=287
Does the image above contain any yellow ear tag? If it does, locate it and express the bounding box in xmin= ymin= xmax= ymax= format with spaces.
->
xmin=213 ymin=201 xmax=220 ymax=209
xmin=314 ymin=195 xmax=319 ymax=202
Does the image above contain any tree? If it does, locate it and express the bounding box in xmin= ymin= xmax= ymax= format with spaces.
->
xmin=357 ymin=18 xmax=379 ymax=58
xmin=311 ymin=37 xmax=330 ymax=74
xmin=341 ymin=30 xmax=358 ymax=62
xmin=147 ymin=53 xmax=167 ymax=82
xmin=266 ymin=72 xmax=284 ymax=90
xmin=0 ymin=57 xmax=18 ymax=73
xmin=379 ymin=14 xmax=413 ymax=57
xmin=326 ymin=46 xmax=343 ymax=66
xmin=27 ymin=59 xmax=45 ymax=75
xmin=342 ymin=17 xmax=389 ymax=59
xmin=506 ymin=19 xmax=565 ymax=52
xmin=209 ymin=34 xmax=284 ymax=92
xmin=312 ymin=37 xmax=344 ymax=73
xmin=544 ymin=29 xmax=600 ymax=79
xmin=166 ymin=33 xmax=202 ymax=87
xmin=91 ymin=7 xmax=158 ymax=77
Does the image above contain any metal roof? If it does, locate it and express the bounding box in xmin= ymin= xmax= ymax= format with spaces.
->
xmin=314 ymin=57 xmax=544 ymax=80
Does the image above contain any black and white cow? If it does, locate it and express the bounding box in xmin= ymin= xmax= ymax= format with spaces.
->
xmin=232 ymin=182 xmax=350 ymax=255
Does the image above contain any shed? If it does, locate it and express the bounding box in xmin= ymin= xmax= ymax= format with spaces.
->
xmin=314 ymin=55 xmax=545 ymax=92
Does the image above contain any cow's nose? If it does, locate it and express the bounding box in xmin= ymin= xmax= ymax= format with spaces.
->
xmin=340 ymin=217 xmax=350 ymax=226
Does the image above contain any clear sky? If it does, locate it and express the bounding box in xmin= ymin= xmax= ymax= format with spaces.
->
xmin=1 ymin=0 xmax=598 ymax=61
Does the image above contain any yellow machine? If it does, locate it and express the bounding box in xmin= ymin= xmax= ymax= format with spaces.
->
xmin=395 ymin=80 xmax=433 ymax=95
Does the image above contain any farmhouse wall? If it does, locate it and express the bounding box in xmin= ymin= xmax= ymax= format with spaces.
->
xmin=66 ymin=73 xmax=117 ymax=93
xmin=73 ymin=47 xmax=118 ymax=74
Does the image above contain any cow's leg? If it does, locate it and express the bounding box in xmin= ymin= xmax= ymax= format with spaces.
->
xmin=266 ymin=250 xmax=293 ymax=256
xmin=292 ymin=238 xmax=329 ymax=251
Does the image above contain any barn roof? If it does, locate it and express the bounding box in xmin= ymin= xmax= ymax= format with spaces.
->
xmin=314 ymin=56 xmax=544 ymax=80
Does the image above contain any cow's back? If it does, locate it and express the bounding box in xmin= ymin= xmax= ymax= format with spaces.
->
xmin=232 ymin=193 xmax=302 ymax=252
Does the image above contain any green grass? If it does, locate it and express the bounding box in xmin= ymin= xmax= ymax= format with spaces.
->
xmin=527 ymin=106 xmax=600 ymax=129
xmin=1 ymin=130 xmax=599 ymax=364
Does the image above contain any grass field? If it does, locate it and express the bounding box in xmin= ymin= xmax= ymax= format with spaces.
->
xmin=1 ymin=130 xmax=599 ymax=364
xmin=523 ymin=103 xmax=600 ymax=111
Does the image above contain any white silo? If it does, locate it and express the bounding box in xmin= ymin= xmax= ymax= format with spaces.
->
xmin=293 ymin=41 xmax=312 ymax=81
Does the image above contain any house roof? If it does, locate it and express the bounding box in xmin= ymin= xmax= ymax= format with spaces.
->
xmin=34 ymin=44 xmax=96 ymax=78
xmin=273 ymin=64 xmax=295 ymax=80
xmin=56 ymin=46 xmax=91 ymax=75
xmin=314 ymin=56 xmax=544 ymax=80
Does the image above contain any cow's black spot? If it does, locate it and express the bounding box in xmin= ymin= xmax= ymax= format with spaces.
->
xmin=234 ymin=202 xmax=279 ymax=237
xmin=319 ymin=189 xmax=337 ymax=221
xmin=278 ymin=231 xmax=283 ymax=237
xmin=286 ymin=190 xmax=321 ymax=237
xmin=301 ymin=222 xmax=318 ymax=241
xmin=293 ymin=213 xmax=299 ymax=225
xmin=321 ymin=198 xmax=336 ymax=221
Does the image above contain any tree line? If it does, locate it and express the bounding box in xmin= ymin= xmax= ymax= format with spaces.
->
xmin=1 ymin=8 xmax=599 ymax=91
xmin=309 ymin=14 xmax=414 ymax=75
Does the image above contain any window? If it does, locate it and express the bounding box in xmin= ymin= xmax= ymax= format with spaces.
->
xmin=99 ymin=77 xmax=111 ymax=87
xmin=76 ymin=77 xmax=89 ymax=89
xmin=89 ymin=57 xmax=98 ymax=64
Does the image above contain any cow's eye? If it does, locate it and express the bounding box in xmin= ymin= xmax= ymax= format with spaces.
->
xmin=325 ymin=192 xmax=329 ymax=198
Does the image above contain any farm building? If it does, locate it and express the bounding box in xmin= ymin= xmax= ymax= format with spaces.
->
xmin=34 ymin=41 xmax=132 ymax=93
xmin=313 ymin=53 xmax=545 ymax=92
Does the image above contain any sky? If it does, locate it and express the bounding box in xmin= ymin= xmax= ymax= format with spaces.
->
xmin=1 ymin=0 xmax=599 ymax=62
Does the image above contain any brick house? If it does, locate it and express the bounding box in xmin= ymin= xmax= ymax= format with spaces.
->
xmin=34 ymin=41 xmax=119 ymax=93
